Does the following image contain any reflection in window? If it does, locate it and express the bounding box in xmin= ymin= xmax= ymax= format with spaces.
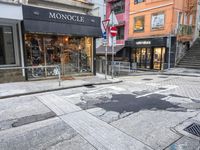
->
xmin=0 ymin=26 xmax=15 ymax=65
xmin=25 ymin=34 xmax=93 ymax=75
xmin=151 ymin=12 xmax=165 ymax=30
xmin=111 ymin=0 xmax=125 ymax=14
xmin=134 ymin=16 xmax=145 ymax=32
xmin=134 ymin=0 xmax=145 ymax=4
xmin=116 ymin=26 xmax=124 ymax=40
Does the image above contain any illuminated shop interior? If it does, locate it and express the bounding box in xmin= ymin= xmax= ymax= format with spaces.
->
xmin=25 ymin=34 xmax=93 ymax=76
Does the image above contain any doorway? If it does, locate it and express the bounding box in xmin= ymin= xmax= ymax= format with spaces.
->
xmin=153 ymin=47 xmax=165 ymax=70
xmin=134 ymin=48 xmax=151 ymax=69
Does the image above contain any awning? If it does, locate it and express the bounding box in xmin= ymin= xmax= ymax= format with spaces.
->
xmin=23 ymin=19 xmax=102 ymax=37
xmin=96 ymin=45 xmax=124 ymax=55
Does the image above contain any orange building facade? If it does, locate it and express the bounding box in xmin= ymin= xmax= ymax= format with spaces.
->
xmin=125 ymin=0 xmax=197 ymax=70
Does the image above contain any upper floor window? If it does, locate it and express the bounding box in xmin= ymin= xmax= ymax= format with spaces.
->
xmin=134 ymin=0 xmax=145 ymax=4
xmin=134 ymin=16 xmax=145 ymax=32
xmin=111 ymin=0 xmax=125 ymax=14
xmin=116 ymin=26 xmax=124 ymax=40
xmin=151 ymin=12 xmax=165 ymax=30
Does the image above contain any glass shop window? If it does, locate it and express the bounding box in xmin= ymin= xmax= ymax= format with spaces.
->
xmin=116 ymin=26 xmax=124 ymax=40
xmin=111 ymin=0 xmax=125 ymax=14
xmin=0 ymin=26 xmax=15 ymax=65
xmin=134 ymin=16 xmax=145 ymax=32
xmin=134 ymin=0 xmax=145 ymax=4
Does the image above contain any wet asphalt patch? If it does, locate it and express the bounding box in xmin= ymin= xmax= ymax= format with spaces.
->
xmin=77 ymin=94 xmax=186 ymax=114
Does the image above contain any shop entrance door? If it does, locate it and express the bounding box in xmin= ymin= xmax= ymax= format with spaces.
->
xmin=153 ymin=48 xmax=165 ymax=70
xmin=135 ymin=48 xmax=151 ymax=69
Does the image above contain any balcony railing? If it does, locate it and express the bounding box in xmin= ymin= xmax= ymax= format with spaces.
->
xmin=178 ymin=25 xmax=193 ymax=36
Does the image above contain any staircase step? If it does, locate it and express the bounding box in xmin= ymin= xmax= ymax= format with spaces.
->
xmin=179 ymin=60 xmax=200 ymax=63
xmin=177 ymin=38 xmax=200 ymax=69
xmin=176 ymin=65 xmax=200 ymax=69
xmin=179 ymin=63 xmax=200 ymax=66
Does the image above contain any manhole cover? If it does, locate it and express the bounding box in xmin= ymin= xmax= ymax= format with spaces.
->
xmin=184 ymin=123 xmax=200 ymax=137
xmin=142 ymin=78 xmax=153 ymax=81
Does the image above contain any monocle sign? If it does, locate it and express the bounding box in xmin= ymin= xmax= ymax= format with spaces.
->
xmin=23 ymin=5 xmax=100 ymax=27
xmin=136 ymin=41 xmax=151 ymax=45
xmin=49 ymin=12 xmax=85 ymax=23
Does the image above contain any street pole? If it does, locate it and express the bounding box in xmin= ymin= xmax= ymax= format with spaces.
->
xmin=168 ymin=34 xmax=171 ymax=69
xmin=111 ymin=12 xmax=114 ymax=79
xmin=112 ymin=36 xmax=114 ymax=79
xmin=105 ymin=41 xmax=108 ymax=80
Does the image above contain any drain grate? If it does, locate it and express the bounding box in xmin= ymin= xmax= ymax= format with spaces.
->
xmin=184 ymin=123 xmax=200 ymax=137
xmin=142 ymin=78 xmax=153 ymax=81
xmin=84 ymin=84 xmax=95 ymax=88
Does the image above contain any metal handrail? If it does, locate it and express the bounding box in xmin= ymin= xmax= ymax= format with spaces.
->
xmin=0 ymin=65 xmax=61 ymax=86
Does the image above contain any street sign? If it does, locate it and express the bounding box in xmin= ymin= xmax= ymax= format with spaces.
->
xmin=108 ymin=11 xmax=119 ymax=26
xmin=110 ymin=26 xmax=117 ymax=37
xmin=102 ymin=32 xmax=107 ymax=39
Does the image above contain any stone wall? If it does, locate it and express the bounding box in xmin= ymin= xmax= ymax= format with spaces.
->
xmin=0 ymin=69 xmax=25 ymax=83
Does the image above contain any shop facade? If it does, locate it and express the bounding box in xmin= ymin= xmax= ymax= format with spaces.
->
xmin=125 ymin=37 xmax=176 ymax=70
xmin=22 ymin=5 xmax=102 ymax=79
xmin=0 ymin=2 xmax=24 ymax=82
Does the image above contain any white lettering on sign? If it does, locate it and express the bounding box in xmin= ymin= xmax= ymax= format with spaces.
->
xmin=49 ymin=12 xmax=85 ymax=23
xmin=136 ymin=41 xmax=151 ymax=45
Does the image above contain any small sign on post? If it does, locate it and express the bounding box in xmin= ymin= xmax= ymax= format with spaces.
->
xmin=110 ymin=26 xmax=117 ymax=37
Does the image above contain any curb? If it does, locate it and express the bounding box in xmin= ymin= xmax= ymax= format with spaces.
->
xmin=0 ymin=80 xmax=122 ymax=99
xmin=161 ymin=73 xmax=200 ymax=77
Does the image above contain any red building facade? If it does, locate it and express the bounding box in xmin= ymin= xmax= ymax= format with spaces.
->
xmin=97 ymin=0 xmax=130 ymax=61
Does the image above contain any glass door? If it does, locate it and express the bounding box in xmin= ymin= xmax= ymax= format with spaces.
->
xmin=146 ymin=48 xmax=151 ymax=69
xmin=153 ymin=47 xmax=165 ymax=70
xmin=140 ymin=48 xmax=146 ymax=68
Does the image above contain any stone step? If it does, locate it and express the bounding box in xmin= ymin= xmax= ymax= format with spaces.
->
xmin=178 ymin=63 xmax=200 ymax=66
xmin=176 ymin=65 xmax=200 ymax=69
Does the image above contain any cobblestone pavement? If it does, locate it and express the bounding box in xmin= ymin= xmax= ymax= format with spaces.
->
xmin=0 ymin=74 xmax=200 ymax=150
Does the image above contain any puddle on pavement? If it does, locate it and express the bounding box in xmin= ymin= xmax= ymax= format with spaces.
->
xmin=77 ymin=94 xmax=186 ymax=114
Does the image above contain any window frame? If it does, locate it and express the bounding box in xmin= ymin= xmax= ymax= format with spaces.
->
xmin=133 ymin=15 xmax=145 ymax=32
xmin=0 ymin=21 xmax=20 ymax=67
xmin=116 ymin=26 xmax=124 ymax=40
xmin=111 ymin=0 xmax=125 ymax=14
xmin=134 ymin=0 xmax=145 ymax=5
xmin=151 ymin=12 xmax=165 ymax=31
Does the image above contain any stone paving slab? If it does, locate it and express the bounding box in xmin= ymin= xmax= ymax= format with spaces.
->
xmin=61 ymin=111 xmax=153 ymax=150
xmin=38 ymin=93 xmax=152 ymax=150
xmin=111 ymin=110 xmax=198 ymax=150
xmin=37 ymin=94 xmax=81 ymax=116
xmin=0 ymin=96 xmax=55 ymax=131
xmin=0 ymin=117 xmax=96 ymax=150
xmin=165 ymin=136 xmax=200 ymax=150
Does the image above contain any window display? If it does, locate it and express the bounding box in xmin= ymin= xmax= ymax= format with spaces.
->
xmin=134 ymin=16 xmax=145 ymax=32
xmin=151 ymin=12 xmax=165 ymax=29
xmin=25 ymin=34 xmax=93 ymax=78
